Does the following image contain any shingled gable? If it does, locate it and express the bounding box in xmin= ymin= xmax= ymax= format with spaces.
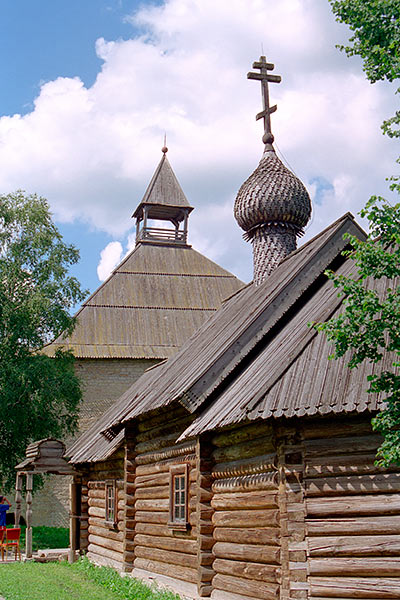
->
xmin=101 ymin=211 xmax=366 ymax=431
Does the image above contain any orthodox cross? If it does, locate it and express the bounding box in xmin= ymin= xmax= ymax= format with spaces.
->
xmin=247 ymin=56 xmax=281 ymax=147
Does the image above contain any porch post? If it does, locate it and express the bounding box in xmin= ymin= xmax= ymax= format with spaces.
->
xmin=15 ymin=472 xmax=23 ymax=527
xmin=25 ymin=472 xmax=33 ymax=558
xmin=68 ymin=482 xmax=78 ymax=563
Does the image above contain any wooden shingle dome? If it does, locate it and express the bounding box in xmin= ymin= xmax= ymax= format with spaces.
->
xmin=234 ymin=56 xmax=312 ymax=285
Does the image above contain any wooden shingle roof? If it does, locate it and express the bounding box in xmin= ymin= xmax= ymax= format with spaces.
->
xmin=44 ymin=234 xmax=244 ymax=360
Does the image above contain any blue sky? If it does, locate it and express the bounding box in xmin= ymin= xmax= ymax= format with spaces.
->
xmin=0 ymin=1 xmax=398 ymax=307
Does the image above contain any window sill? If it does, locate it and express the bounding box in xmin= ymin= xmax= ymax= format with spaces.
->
xmin=167 ymin=521 xmax=190 ymax=532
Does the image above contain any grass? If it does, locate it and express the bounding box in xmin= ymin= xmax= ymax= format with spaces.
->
xmin=0 ymin=556 xmax=182 ymax=600
xmin=18 ymin=526 xmax=69 ymax=551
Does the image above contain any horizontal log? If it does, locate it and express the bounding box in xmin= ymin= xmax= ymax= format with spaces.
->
xmin=310 ymin=557 xmax=400 ymax=576
xmin=136 ymin=441 xmax=196 ymax=465
xmin=88 ymin=506 xmax=105 ymax=518
xmin=213 ymin=573 xmax=279 ymax=600
xmin=136 ymin=405 xmax=188 ymax=432
xmin=135 ymin=472 xmax=170 ymax=488
xmin=213 ymin=542 xmax=280 ymax=565
xmin=307 ymin=494 xmax=400 ymax=517
xmin=87 ymin=543 xmax=125 ymax=564
xmin=135 ymin=511 xmax=168 ymax=524
xmin=302 ymin=418 xmax=375 ymax=440
xmin=304 ymin=435 xmax=382 ymax=458
xmin=211 ymin=591 xmax=262 ymax=600
xmin=88 ymin=489 xmax=105 ymax=500
xmin=87 ymin=551 xmax=123 ymax=570
xmin=88 ymin=481 xmax=105 ymax=490
xmin=135 ymin=499 xmax=169 ymax=511
xmin=135 ymin=431 xmax=182 ymax=455
xmin=88 ymin=534 xmax=124 ymax=554
xmin=88 ymin=498 xmax=105 ymax=509
xmin=214 ymin=527 xmax=280 ymax=546
xmin=213 ymin=558 xmax=279 ymax=583
xmin=211 ymin=491 xmax=278 ymax=510
xmin=134 ymin=556 xmax=197 ymax=584
xmin=213 ymin=438 xmax=275 ymax=464
xmin=134 ymin=534 xmax=197 ymax=554
xmin=306 ymin=474 xmax=400 ymax=497
xmin=309 ymin=535 xmax=400 ymax=557
xmin=211 ymin=422 xmax=273 ymax=448
xmin=213 ymin=509 xmax=279 ymax=528
xmin=309 ymin=576 xmax=400 ymax=599
xmin=305 ymin=453 xmax=399 ymax=478
xmin=135 ymin=545 xmax=197 ymax=569
xmin=136 ymin=416 xmax=191 ymax=444
xmin=307 ymin=515 xmax=400 ymax=537
xmin=88 ymin=525 xmax=123 ymax=542
xmin=135 ymin=485 xmax=169 ymax=500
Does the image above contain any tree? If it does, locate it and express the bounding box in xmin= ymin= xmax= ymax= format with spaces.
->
xmin=0 ymin=191 xmax=87 ymax=490
xmin=330 ymin=0 xmax=400 ymax=139
xmin=316 ymin=2 xmax=400 ymax=465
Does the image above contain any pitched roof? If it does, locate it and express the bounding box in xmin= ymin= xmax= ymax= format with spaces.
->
xmin=102 ymin=213 xmax=366 ymax=429
xmin=44 ymin=243 xmax=244 ymax=359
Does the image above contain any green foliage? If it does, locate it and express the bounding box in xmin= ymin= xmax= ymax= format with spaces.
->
xmin=0 ymin=557 xmax=182 ymax=600
xmin=0 ymin=191 xmax=87 ymax=490
xmin=329 ymin=0 xmax=400 ymax=138
xmin=315 ymin=197 xmax=400 ymax=466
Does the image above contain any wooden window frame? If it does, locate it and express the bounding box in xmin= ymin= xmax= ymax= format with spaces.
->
xmin=105 ymin=480 xmax=117 ymax=527
xmin=168 ymin=463 xmax=189 ymax=531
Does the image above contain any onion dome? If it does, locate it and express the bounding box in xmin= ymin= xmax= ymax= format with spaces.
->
xmin=234 ymin=149 xmax=311 ymax=241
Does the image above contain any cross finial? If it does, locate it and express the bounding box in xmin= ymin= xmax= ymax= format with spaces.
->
xmin=247 ymin=56 xmax=281 ymax=149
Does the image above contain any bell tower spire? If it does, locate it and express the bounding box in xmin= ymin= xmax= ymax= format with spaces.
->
xmin=133 ymin=146 xmax=193 ymax=246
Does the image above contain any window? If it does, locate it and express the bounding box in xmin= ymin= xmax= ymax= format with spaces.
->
xmin=168 ymin=464 xmax=188 ymax=530
xmin=105 ymin=480 xmax=116 ymax=525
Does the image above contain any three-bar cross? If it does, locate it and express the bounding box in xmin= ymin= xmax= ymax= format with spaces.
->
xmin=248 ymin=56 xmax=281 ymax=147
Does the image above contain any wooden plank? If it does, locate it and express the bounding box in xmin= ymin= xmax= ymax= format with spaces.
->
xmin=213 ymin=509 xmax=279 ymax=528
xmin=213 ymin=558 xmax=279 ymax=583
xmin=135 ymin=545 xmax=197 ymax=569
xmin=308 ymin=535 xmax=400 ymax=556
xmin=135 ymin=472 xmax=170 ymax=488
xmin=135 ymin=499 xmax=169 ymax=511
xmin=309 ymin=577 xmax=400 ymax=599
xmin=310 ymin=557 xmax=400 ymax=576
xmin=213 ymin=541 xmax=280 ymax=565
xmin=305 ymin=453 xmax=398 ymax=479
xmin=213 ymin=438 xmax=274 ymax=463
xmin=304 ymin=435 xmax=382 ymax=458
xmin=302 ymin=419 xmax=375 ymax=440
xmin=213 ymin=573 xmax=279 ymax=600
xmin=306 ymin=494 xmax=400 ymax=517
xmin=211 ymin=491 xmax=278 ymax=510
xmin=134 ymin=556 xmax=197 ymax=584
xmin=211 ymin=422 xmax=272 ymax=448
xmin=214 ymin=526 xmax=280 ymax=546
xmin=307 ymin=516 xmax=400 ymax=536
xmin=306 ymin=474 xmax=400 ymax=497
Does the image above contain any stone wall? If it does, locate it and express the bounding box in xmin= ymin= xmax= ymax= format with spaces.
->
xmin=29 ymin=357 xmax=158 ymax=527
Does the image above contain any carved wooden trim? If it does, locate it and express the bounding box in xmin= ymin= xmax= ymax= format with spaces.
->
xmin=212 ymin=471 xmax=278 ymax=493
xmin=136 ymin=442 xmax=196 ymax=465
xmin=212 ymin=454 xmax=276 ymax=479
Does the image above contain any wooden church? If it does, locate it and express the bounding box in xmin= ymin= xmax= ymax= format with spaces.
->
xmin=65 ymin=57 xmax=400 ymax=600
xmin=39 ymin=147 xmax=244 ymax=526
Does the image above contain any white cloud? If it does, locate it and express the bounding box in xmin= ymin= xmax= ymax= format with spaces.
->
xmin=97 ymin=241 xmax=123 ymax=281
xmin=0 ymin=0 xmax=398 ymax=284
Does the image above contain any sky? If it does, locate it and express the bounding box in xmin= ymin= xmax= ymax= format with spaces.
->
xmin=0 ymin=0 xmax=398 ymax=301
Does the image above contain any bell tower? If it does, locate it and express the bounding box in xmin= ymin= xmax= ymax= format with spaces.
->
xmin=133 ymin=145 xmax=193 ymax=246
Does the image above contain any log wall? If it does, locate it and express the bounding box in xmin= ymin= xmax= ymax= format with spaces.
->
xmin=132 ymin=406 xmax=199 ymax=589
xmin=210 ymin=421 xmax=281 ymax=600
xmin=303 ymin=417 xmax=400 ymax=600
xmin=85 ymin=447 xmax=125 ymax=569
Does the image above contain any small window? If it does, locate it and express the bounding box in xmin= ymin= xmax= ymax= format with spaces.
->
xmin=105 ymin=480 xmax=116 ymax=525
xmin=168 ymin=464 xmax=188 ymax=530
